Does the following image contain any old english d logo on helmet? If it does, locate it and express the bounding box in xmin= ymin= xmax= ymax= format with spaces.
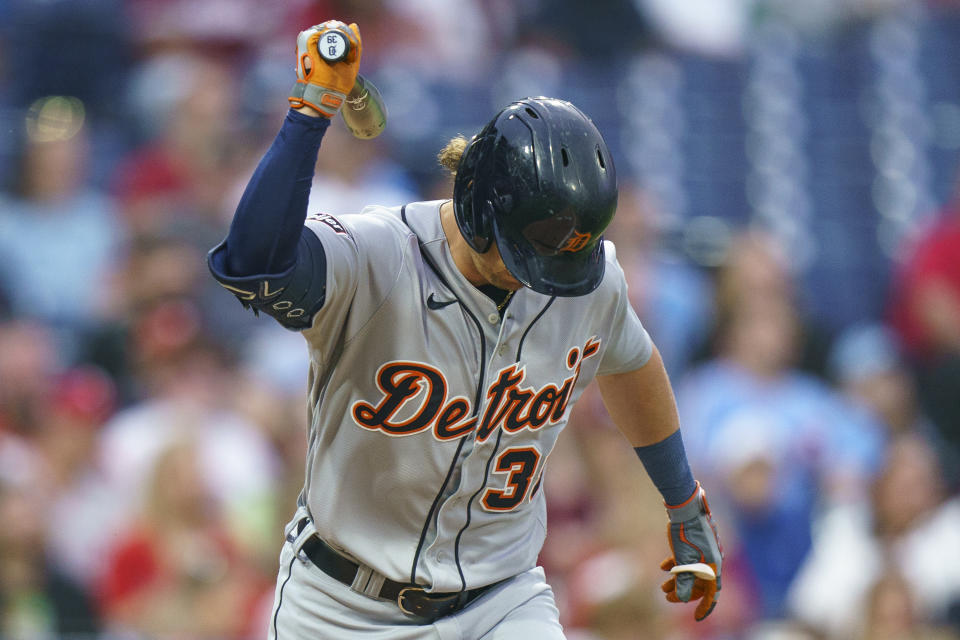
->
xmin=453 ymin=97 xmax=618 ymax=297
xmin=559 ymin=231 xmax=592 ymax=253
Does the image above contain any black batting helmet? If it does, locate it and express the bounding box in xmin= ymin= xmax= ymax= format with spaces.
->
xmin=453 ymin=97 xmax=617 ymax=297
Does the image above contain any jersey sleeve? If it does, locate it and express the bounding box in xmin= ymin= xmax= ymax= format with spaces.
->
xmin=300 ymin=207 xmax=410 ymax=348
xmin=596 ymin=243 xmax=654 ymax=376
xmin=207 ymin=213 xmax=361 ymax=332
xmin=209 ymin=206 xmax=408 ymax=347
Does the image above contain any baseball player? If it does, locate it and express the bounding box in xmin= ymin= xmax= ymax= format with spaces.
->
xmin=208 ymin=21 xmax=722 ymax=639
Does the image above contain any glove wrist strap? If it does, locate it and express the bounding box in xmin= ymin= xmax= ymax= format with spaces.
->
xmin=289 ymin=82 xmax=346 ymax=118
xmin=666 ymin=482 xmax=705 ymax=523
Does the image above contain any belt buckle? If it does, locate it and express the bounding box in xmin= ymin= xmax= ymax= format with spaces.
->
xmin=397 ymin=586 xmax=427 ymax=617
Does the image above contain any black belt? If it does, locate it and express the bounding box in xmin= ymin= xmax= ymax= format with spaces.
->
xmin=298 ymin=533 xmax=500 ymax=621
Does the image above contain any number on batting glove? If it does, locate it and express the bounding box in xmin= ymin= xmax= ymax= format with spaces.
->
xmin=661 ymin=481 xmax=723 ymax=621
xmin=289 ymin=20 xmax=362 ymax=118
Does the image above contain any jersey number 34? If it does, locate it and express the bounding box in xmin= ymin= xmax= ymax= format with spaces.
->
xmin=481 ymin=446 xmax=543 ymax=512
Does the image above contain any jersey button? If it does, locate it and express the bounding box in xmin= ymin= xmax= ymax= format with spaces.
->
xmin=487 ymin=313 xmax=499 ymax=324
xmin=436 ymin=552 xmax=447 ymax=564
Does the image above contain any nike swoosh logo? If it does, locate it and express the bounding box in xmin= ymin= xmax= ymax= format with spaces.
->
xmin=427 ymin=293 xmax=457 ymax=310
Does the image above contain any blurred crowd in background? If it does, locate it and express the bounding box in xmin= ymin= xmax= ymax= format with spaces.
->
xmin=1 ymin=0 xmax=960 ymax=638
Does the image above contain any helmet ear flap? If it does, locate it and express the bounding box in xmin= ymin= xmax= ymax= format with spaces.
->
xmin=473 ymin=199 xmax=494 ymax=253
xmin=454 ymin=134 xmax=494 ymax=253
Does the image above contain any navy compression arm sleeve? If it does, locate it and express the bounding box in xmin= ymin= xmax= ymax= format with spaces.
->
xmin=223 ymin=110 xmax=331 ymax=276
xmin=634 ymin=430 xmax=697 ymax=506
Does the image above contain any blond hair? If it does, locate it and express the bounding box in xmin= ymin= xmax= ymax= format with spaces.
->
xmin=437 ymin=136 xmax=469 ymax=176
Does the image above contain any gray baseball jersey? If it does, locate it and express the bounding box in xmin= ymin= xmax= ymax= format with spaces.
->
xmin=213 ymin=199 xmax=652 ymax=594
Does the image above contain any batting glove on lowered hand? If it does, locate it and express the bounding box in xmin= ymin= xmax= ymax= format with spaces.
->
xmin=289 ymin=21 xmax=362 ymax=118
xmin=660 ymin=481 xmax=723 ymax=621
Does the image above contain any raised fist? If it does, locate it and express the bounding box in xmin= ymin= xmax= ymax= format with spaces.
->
xmin=289 ymin=21 xmax=362 ymax=118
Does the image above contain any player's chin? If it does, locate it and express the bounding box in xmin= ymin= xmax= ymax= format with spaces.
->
xmin=493 ymin=272 xmax=524 ymax=291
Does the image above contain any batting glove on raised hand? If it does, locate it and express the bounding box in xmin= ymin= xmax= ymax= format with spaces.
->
xmin=660 ymin=482 xmax=723 ymax=621
xmin=289 ymin=20 xmax=362 ymax=118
